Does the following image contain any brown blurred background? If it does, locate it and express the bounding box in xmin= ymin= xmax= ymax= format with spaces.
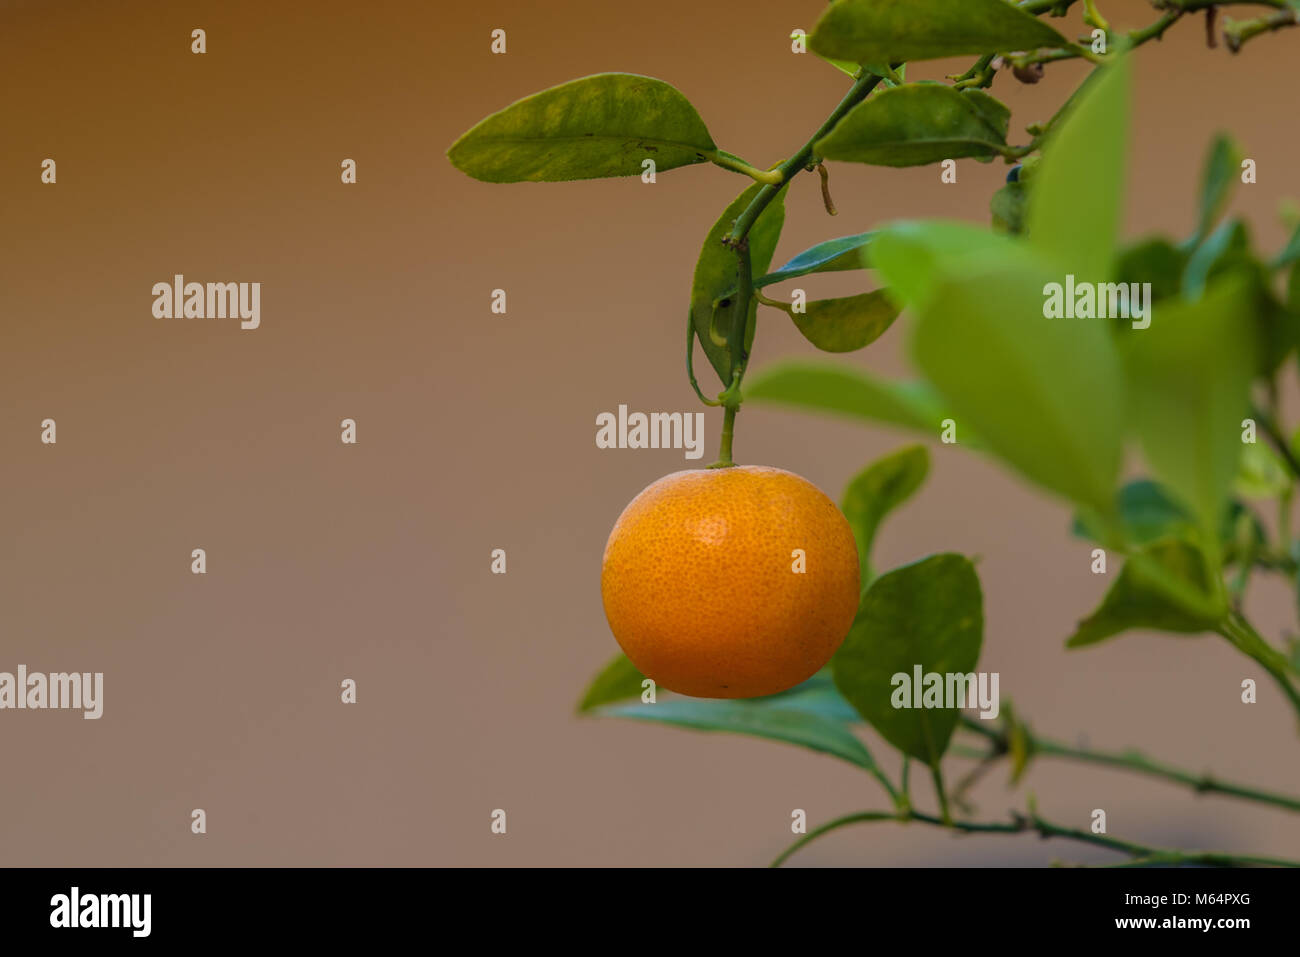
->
xmin=2 ymin=0 xmax=1297 ymax=866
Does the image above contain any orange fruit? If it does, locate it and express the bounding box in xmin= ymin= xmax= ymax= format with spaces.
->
xmin=600 ymin=465 xmax=860 ymax=698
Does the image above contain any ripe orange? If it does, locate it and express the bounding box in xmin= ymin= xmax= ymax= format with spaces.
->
xmin=600 ymin=465 xmax=860 ymax=698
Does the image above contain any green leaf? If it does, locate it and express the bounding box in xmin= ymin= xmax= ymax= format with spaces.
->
xmin=1073 ymin=480 xmax=1195 ymax=546
xmin=815 ymin=83 xmax=1009 ymax=168
xmin=1194 ymin=134 xmax=1242 ymax=243
xmin=870 ymin=219 xmax=1019 ymax=313
xmin=756 ymin=232 xmax=874 ymax=288
xmin=689 ymin=184 xmax=787 ymax=385
xmin=810 ymin=0 xmax=1068 ymax=65
xmin=960 ymin=89 xmax=1012 ymax=140
xmin=744 ymin=360 xmax=949 ymax=435
xmin=1027 ymin=57 xmax=1131 ymax=282
xmin=1115 ymin=237 xmax=1188 ymax=304
xmin=1235 ymin=441 xmax=1291 ymax=499
xmin=1182 ymin=219 xmax=1250 ymax=300
xmin=789 ymin=291 xmax=901 ymax=353
xmin=832 ymin=554 xmax=983 ymax=767
xmin=1274 ymin=224 xmax=1300 ymax=270
xmin=842 ymin=445 xmax=930 ymax=586
xmin=597 ymin=694 xmax=878 ymax=771
xmin=990 ymin=181 xmax=1026 ymax=234
xmin=1074 ymin=480 xmax=1266 ymax=558
xmin=1066 ymin=540 xmax=1223 ymax=648
xmin=577 ymin=652 xmax=649 ymax=712
xmin=1120 ymin=275 xmax=1259 ymax=536
xmin=910 ymin=254 xmax=1124 ymax=513
xmin=448 ymin=73 xmax=716 ymax=183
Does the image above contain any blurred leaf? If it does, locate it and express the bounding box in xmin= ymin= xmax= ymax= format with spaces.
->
xmin=1235 ymin=441 xmax=1291 ymax=499
xmin=1193 ymin=134 xmax=1242 ymax=243
xmin=577 ymin=652 xmax=649 ymax=712
xmin=756 ymin=232 xmax=874 ymax=288
xmin=448 ymin=73 xmax=715 ymax=182
xmin=842 ymin=445 xmax=930 ymax=586
xmin=810 ymin=0 xmax=1067 ymax=65
xmin=1073 ymin=479 xmax=1195 ymax=545
xmin=789 ymin=290 xmax=902 ymax=352
xmin=815 ymin=83 xmax=1008 ymax=168
xmin=1120 ymin=275 xmax=1259 ymax=536
xmin=598 ymin=693 xmax=879 ymax=771
xmin=1115 ymin=237 xmax=1188 ymax=304
xmin=744 ymin=360 xmax=949 ymax=435
xmin=1182 ymin=219 xmax=1250 ymax=300
xmin=870 ymin=219 xmax=1019 ymax=312
xmin=990 ymin=181 xmax=1026 ymax=234
xmin=690 ymin=184 xmax=787 ymax=385
xmin=1027 ymin=58 xmax=1131 ymax=282
xmin=1074 ymin=480 xmax=1266 ymax=557
xmin=1275 ymin=224 xmax=1300 ymax=270
xmin=832 ymin=554 xmax=983 ymax=767
xmin=910 ymin=254 xmax=1124 ymax=513
xmin=1066 ymin=540 xmax=1223 ymax=648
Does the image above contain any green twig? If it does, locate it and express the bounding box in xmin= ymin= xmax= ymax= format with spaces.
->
xmin=959 ymin=713 xmax=1300 ymax=811
xmin=770 ymin=806 xmax=1300 ymax=867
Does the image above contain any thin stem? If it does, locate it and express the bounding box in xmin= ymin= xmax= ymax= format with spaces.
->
xmin=700 ymin=70 xmax=884 ymax=461
xmin=770 ymin=806 xmax=1300 ymax=867
xmin=1219 ymin=613 xmax=1300 ymax=726
xmin=931 ymin=764 xmax=952 ymax=825
xmin=704 ymin=149 xmax=783 ymax=185
xmin=724 ymin=72 xmax=884 ymax=246
xmin=958 ymin=713 xmax=1300 ymax=812
xmin=708 ymin=405 xmax=737 ymax=469
xmin=1255 ymin=404 xmax=1300 ymax=480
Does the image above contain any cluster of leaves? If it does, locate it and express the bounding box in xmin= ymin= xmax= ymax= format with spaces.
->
xmin=450 ymin=0 xmax=1300 ymax=852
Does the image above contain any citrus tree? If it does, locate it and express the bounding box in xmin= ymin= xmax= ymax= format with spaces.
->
xmin=449 ymin=0 xmax=1300 ymax=866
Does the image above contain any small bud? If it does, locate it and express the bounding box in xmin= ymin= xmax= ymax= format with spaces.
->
xmin=1012 ymin=62 xmax=1045 ymax=84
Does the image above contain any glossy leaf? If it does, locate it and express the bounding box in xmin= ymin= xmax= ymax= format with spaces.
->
xmin=910 ymin=254 xmax=1125 ymax=513
xmin=577 ymin=652 xmax=649 ymax=713
xmin=448 ymin=73 xmax=716 ymax=183
xmin=1120 ymin=275 xmax=1258 ymax=535
xmin=744 ymin=360 xmax=949 ymax=435
xmin=842 ymin=445 xmax=930 ymax=586
xmin=815 ymin=83 xmax=1008 ymax=168
xmin=789 ymin=291 xmax=901 ymax=353
xmin=690 ymin=184 xmax=787 ymax=385
xmin=1067 ymin=540 xmax=1223 ymax=648
xmin=1027 ymin=58 xmax=1131 ymax=282
xmin=598 ymin=695 xmax=879 ymax=771
xmin=810 ymin=0 xmax=1067 ymax=65
xmin=832 ymin=554 xmax=983 ymax=767
xmin=755 ymin=232 xmax=874 ymax=288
